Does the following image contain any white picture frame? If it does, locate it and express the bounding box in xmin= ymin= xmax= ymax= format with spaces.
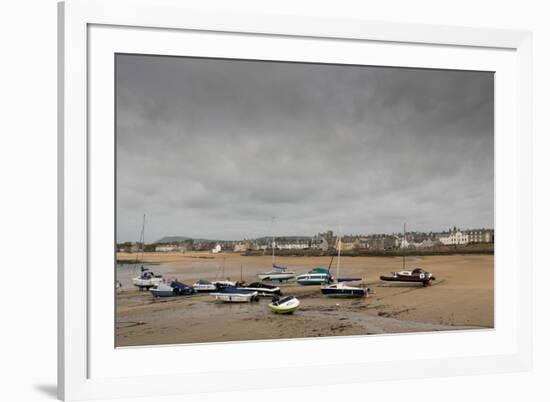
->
xmin=58 ymin=0 xmax=533 ymax=400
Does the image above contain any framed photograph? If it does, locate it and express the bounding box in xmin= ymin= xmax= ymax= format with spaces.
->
xmin=58 ymin=0 xmax=532 ymax=400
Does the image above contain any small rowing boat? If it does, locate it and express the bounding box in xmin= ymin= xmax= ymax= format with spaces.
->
xmin=268 ymin=295 xmax=300 ymax=314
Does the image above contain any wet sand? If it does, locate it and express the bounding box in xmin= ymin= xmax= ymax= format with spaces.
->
xmin=116 ymin=252 xmax=493 ymax=347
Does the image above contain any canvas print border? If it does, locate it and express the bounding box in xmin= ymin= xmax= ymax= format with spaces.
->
xmin=58 ymin=1 xmax=532 ymax=400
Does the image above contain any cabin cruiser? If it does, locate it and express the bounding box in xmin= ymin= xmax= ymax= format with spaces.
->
xmin=150 ymin=281 xmax=196 ymax=297
xmin=321 ymin=282 xmax=369 ymax=297
xmin=235 ymin=282 xmax=281 ymax=297
xmin=192 ymin=279 xmax=218 ymax=292
xmin=257 ymin=264 xmax=296 ymax=282
xmin=380 ymin=268 xmax=435 ymax=286
xmin=210 ymin=287 xmax=259 ymax=303
xmin=296 ymin=267 xmax=333 ymax=286
xmin=132 ymin=267 xmax=163 ymax=290
xmin=212 ymin=280 xmax=236 ymax=290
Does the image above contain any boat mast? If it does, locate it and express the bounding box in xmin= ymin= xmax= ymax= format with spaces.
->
xmin=402 ymin=222 xmax=406 ymax=270
xmin=271 ymin=216 xmax=275 ymax=265
xmin=336 ymin=227 xmax=342 ymax=280
xmin=134 ymin=213 xmax=146 ymax=272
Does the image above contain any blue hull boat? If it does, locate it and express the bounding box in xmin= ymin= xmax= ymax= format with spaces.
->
xmin=150 ymin=281 xmax=195 ymax=297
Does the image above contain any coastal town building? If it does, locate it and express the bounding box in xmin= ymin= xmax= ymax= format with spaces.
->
xmin=136 ymin=226 xmax=494 ymax=255
xmin=438 ymin=229 xmax=468 ymax=245
xmin=340 ymin=236 xmax=361 ymax=251
xmin=368 ymin=234 xmax=397 ymax=251
xmin=234 ymin=240 xmax=255 ymax=252
xmin=466 ymin=229 xmax=494 ymax=243
xmin=437 ymin=228 xmax=494 ymax=245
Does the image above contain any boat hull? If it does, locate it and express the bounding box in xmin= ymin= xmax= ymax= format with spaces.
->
xmin=297 ymin=279 xmax=331 ymax=286
xmin=257 ymin=273 xmax=295 ymax=282
xmin=132 ymin=277 xmax=163 ymax=289
xmin=193 ymin=283 xmax=218 ymax=292
xmin=150 ymin=289 xmax=174 ymax=297
xmin=380 ymin=276 xmax=435 ymax=286
xmin=268 ymin=298 xmax=300 ymax=314
xmin=211 ymin=292 xmax=258 ymax=303
xmin=321 ymin=288 xmax=366 ymax=297
xmin=236 ymin=287 xmax=281 ymax=297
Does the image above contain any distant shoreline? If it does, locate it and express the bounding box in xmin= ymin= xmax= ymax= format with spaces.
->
xmin=116 ymin=244 xmax=493 ymax=264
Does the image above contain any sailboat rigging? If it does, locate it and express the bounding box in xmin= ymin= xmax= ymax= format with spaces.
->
xmin=257 ymin=217 xmax=296 ymax=282
xmin=131 ymin=214 xmax=163 ymax=290
xmin=320 ymin=228 xmax=369 ymax=297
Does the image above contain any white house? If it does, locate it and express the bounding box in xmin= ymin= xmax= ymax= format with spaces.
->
xmin=211 ymin=244 xmax=222 ymax=253
xmin=439 ymin=230 xmax=469 ymax=245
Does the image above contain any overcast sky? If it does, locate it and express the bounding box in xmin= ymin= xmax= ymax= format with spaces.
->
xmin=116 ymin=54 xmax=493 ymax=243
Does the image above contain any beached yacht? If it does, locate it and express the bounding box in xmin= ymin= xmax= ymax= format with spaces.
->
xmin=257 ymin=219 xmax=296 ymax=282
xmin=150 ymin=281 xmax=196 ymax=297
xmin=132 ymin=267 xmax=163 ymax=290
xmin=380 ymin=268 xmax=435 ymax=287
xmin=321 ymin=235 xmax=368 ymax=297
xmin=257 ymin=264 xmax=296 ymax=282
xmin=321 ymin=282 xmax=369 ymax=297
xmin=236 ymin=282 xmax=281 ymax=297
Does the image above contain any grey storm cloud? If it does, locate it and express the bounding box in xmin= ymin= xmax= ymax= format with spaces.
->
xmin=116 ymin=54 xmax=493 ymax=242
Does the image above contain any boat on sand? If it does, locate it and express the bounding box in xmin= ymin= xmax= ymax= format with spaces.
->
xmin=236 ymin=282 xmax=281 ymax=296
xmin=257 ymin=218 xmax=296 ymax=282
xmin=268 ymin=295 xmax=300 ymax=314
xmin=132 ymin=267 xmax=163 ymax=290
xmin=321 ymin=282 xmax=369 ymax=297
xmin=150 ymin=281 xmax=195 ymax=297
xmin=321 ymin=234 xmax=368 ymax=297
xmin=257 ymin=265 xmax=296 ymax=282
xmin=380 ymin=268 xmax=435 ymax=287
xmin=193 ymin=279 xmax=218 ymax=292
xmin=296 ymin=267 xmax=333 ymax=286
xmin=210 ymin=287 xmax=259 ymax=303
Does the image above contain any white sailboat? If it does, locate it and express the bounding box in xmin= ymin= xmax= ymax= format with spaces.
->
xmin=131 ymin=214 xmax=163 ymax=290
xmin=321 ymin=232 xmax=369 ymax=297
xmin=257 ymin=217 xmax=296 ymax=282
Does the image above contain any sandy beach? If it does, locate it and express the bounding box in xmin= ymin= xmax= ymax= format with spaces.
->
xmin=116 ymin=252 xmax=493 ymax=347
